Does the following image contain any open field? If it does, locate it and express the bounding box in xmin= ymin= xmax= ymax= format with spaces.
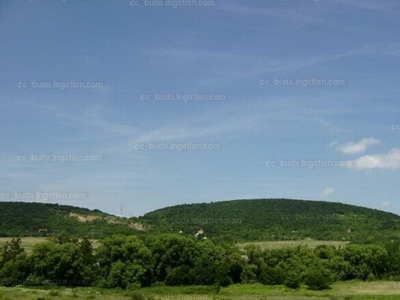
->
xmin=0 ymin=237 xmax=100 ymax=254
xmin=0 ymin=237 xmax=351 ymax=255
xmin=1 ymin=281 xmax=400 ymax=299
xmin=0 ymin=237 xmax=49 ymax=254
xmin=237 ymin=240 xmax=350 ymax=250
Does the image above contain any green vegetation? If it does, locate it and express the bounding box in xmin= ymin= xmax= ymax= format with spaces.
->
xmin=0 ymin=202 xmax=142 ymax=238
xmin=1 ymin=233 xmax=400 ymax=293
xmin=0 ymin=237 xmax=101 ymax=254
xmin=2 ymin=199 xmax=400 ymax=298
xmin=237 ymin=240 xmax=350 ymax=250
xmin=139 ymin=199 xmax=400 ymax=242
xmin=2 ymin=199 xmax=400 ymax=243
xmin=138 ymin=198 xmax=400 ymax=242
xmin=2 ymin=281 xmax=400 ymax=299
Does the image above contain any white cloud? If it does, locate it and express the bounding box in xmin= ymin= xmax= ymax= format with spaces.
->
xmin=345 ymin=148 xmax=400 ymax=170
xmin=383 ymin=201 xmax=391 ymax=207
xmin=335 ymin=137 xmax=379 ymax=154
xmin=322 ymin=187 xmax=335 ymax=197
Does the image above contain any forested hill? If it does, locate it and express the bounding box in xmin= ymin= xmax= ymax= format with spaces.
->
xmin=2 ymin=199 xmax=400 ymax=242
xmin=0 ymin=202 xmax=142 ymax=238
xmin=138 ymin=198 xmax=400 ymax=242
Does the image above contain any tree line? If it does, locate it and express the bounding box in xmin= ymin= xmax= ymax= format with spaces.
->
xmin=1 ymin=234 xmax=400 ymax=290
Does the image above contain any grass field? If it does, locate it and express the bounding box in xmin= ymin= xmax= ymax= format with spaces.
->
xmin=237 ymin=239 xmax=350 ymax=250
xmin=0 ymin=237 xmax=100 ymax=254
xmin=0 ymin=237 xmax=49 ymax=254
xmin=0 ymin=237 xmax=350 ymax=255
xmin=1 ymin=281 xmax=400 ymax=299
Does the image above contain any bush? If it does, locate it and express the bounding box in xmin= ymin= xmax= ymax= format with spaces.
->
xmin=284 ymin=272 xmax=301 ymax=289
xmin=131 ymin=293 xmax=146 ymax=300
xmin=49 ymin=290 xmax=60 ymax=296
xmin=127 ymin=283 xmax=141 ymax=290
xmin=0 ymin=247 xmax=30 ymax=287
xmin=304 ymin=266 xmax=332 ymax=290
xmin=240 ymin=264 xmax=258 ymax=283
xmin=182 ymin=286 xmax=218 ymax=294
xmin=131 ymin=294 xmax=155 ymax=300
xmin=151 ymin=281 xmax=166 ymax=287
xmin=366 ymin=273 xmax=376 ymax=282
xmin=260 ymin=266 xmax=285 ymax=285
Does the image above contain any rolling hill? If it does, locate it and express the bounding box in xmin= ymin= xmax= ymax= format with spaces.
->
xmin=1 ymin=199 xmax=400 ymax=243
xmin=137 ymin=198 xmax=400 ymax=242
xmin=0 ymin=201 xmax=144 ymax=238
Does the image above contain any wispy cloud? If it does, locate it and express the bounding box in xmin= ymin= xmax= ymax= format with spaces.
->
xmin=333 ymin=137 xmax=379 ymax=154
xmin=129 ymin=111 xmax=269 ymax=145
xmin=370 ymin=44 xmax=400 ymax=57
xmin=217 ymin=1 xmax=323 ymax=23
xmin=143 ymin=41 xmax=396 ymax=90
xmin=335 ymin=0 xmax=399 ymax=14
xmin=17 ymin=98 xmax=276 ymax=155
xmin=322 ymin=187 xmax=335 ymax=197
xmin=142 ymin=48 xmax=246 ymax=61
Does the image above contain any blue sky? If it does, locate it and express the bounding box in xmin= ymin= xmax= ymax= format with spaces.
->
xmin=1 ymin=0 xmax=399 ymax=217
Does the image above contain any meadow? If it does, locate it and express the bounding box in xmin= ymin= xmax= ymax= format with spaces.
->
xmin=1 ymin=281 xmax=400 ymax=299
xmin=0 ymin=237 xmax=349 ymax=255
xmin=0 ymin=237 xmax=101 ymax=254
xmin=236 ymin=240 xmax=350 ymax=250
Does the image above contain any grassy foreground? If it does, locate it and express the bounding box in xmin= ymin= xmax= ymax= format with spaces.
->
xmin=1 ymin=281 xmax=400 ymax=300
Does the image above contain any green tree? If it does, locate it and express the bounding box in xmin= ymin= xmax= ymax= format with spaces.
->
xmin=96 ymin=235 xmax=153 ymax=288
xmin=225 ymin=245 xmax=245 ymax=284
xmin=190 ymin=240 xmax=232 ymax=286
xmin=240 ymin=264 xmax=258 ymax=283
xmin=284 ymin=270 xmax=301 ymax=289
xmin=145 ymin=234 xmax=198 ymax=285
xmin=343 ymin=245 xmax=388 ymax=280
xmin=260 ymin=265 xmax=285 ymax=285
xmin=29 ymin=238 xmax=95 ymax=286
xmin=0 ymin=238 xmax=23 ymax=267
xmin=0 ymin=239 xmax=30 ymax=287
xmin=384 ymin=240 xmax=400 ymax=279
xmin=304 ymin=265 xmax=332 ymax=290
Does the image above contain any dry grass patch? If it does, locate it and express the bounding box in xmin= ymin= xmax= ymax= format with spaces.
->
xmin=0 ymin=237 xmax=100 ymax=254
xmin=237 ymin=239 xmax=350 ymax=250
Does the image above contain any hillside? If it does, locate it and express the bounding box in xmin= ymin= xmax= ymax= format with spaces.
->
xmin=2 ymin=199 xmax=400 ymax=242
xmin=137 ymin=198 xmax=400 ymax=242
xmin=0 ymin=202 xmax=144 ymax=238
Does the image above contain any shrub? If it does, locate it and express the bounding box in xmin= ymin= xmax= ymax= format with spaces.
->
xmin=260 ymin=266 xmax=285 ymax=285
xmin=131 ymin=293 xmax=146 ymax=300
xmin=304 ymin=266 xmax=332 ymax=290
xmin=366 ymin=273 xmax=376 ymax=282
xmin=284 ymin=272 xmax=301 ymax=289
xmin=49 ymin=290 xmax=60 ymax=296
xmin=131 ymin=294 xmax=155 ymax=300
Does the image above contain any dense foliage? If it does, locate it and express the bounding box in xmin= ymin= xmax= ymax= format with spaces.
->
xmin=2 ymin=199 xmax=400 ymax=291
xmin=2 ymin=234 xmax=400 ymax=291
xmin=0 ymin=202 xmax=140 ymax=238
xmin=138 ymin=199 xmax=400 ymax=242
xmin=2 ymin=199 xmax=400 ymax=242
